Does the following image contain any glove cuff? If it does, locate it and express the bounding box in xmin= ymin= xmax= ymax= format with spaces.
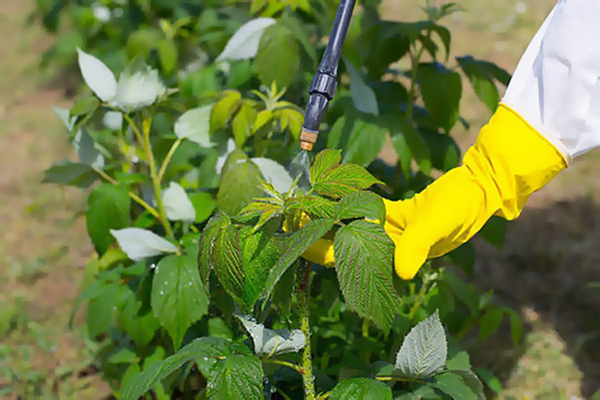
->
xmin=463 ymin=103 xmax=568 ymax=220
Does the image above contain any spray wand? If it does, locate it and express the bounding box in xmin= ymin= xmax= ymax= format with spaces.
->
xmin=298 ymin=0 xmax=357 ymax=152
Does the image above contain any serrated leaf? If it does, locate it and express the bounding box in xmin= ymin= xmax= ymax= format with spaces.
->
xmin=73 ymin=128 xmax=104 ymax=169
xmin=162 ymin=182 xmax=196 ymax=222
xmin=252 ymin=109 xmax=273 ymax=133
xmin=237 ymin=315 xmax=305 ymax=357
xmin=456 ymin=55 xmax=500 ymax=112
xmin=217 ymin=157 xmax=263 ymax=215
xmin=174 ymin=105 xmax=214 ymax=147
xmin=70 ymin=95 xmax=99 ymax=120
xmin=335 ymin=190 xmax=385 ymax=222
xmin=313 ymin=164 xmax=382 ymax=199
xmin=119 ymin=286 xmax=160 ymax=347
xmin=345 ymin=59 xmax=378 ymax=116
xmin=209 ymin=216 xmax=245 ymax=303
xmin=391 ymin=116 xmax=431 ymax=175
xmin=329 ymin=378 xmax=392 ymax=400
xmin=151 ymin=254 xmax=209 ymax=348
xmin=279 ymin=14 xmax=317 ymax=65
xmin=232 ymin=102 xmax=257 ymax=147
xmin=334 ymin=220 xmax=401 ymax=332
xmin=255 ymin=23 xmax=300 ymax=88
xmin=199 ymin=213 xmax=229 ymax=286
xmin=121 ymin=337 xmax=231 ymax=400
xmin=189 ymin=192 xmax=215 ymax=223
xmin=241 ymin=227 xmax=281 ymax=308
xmin=432 ymin=371 xmax=477 ymax=400
xmin=252 ymin=157 xmax=294 ymax=194
xmin=285 ymin=195 xmax=336 ymax=219
xmin=309 ymin=149 xmax=341 ymax=186
xmin=76 ymin=48 xmax=117 ymax=102
xmin=452 ymin=370 xmax=485 ymax=398
xmin=394 ymin=309 xmax=447 ymax=378
xmin=86 ymin=183 xmax=131 ymax=256
xmin=207 ymin=355 xmax=263 ymax=399
xmin=216 ymin=17 xmax=276 ymax=62
xmin=264 ymin=219 xmax=335 ymax=300
xmin=327 ymin=117 xmax=387 ymax=167
xmin=479 ymin=216 xmax=507 ymax=249
xmin=110 ymin=228 xmax=178 ymax=261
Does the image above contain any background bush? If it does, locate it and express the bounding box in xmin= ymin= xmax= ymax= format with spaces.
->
xmin=27 ymin=0 xmax=527 ymax=398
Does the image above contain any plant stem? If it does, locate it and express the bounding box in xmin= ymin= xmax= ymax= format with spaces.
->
xmin=136 ymin=112 xmax=174 ymax=239
xmin=362 ymin=319 xmax=371 ymax=365
xmin=376 ymin=376 xmax=426 ymax=384
xmin=95 ymin=168 xmax=160 ymax=219
xmin=408 ymin=264 xmax=432 ymax=320
xmin=262 ymin=359 xmax=303 ymax=373
xmin=297 ymin=261 xmax=315 ymax=400
xmin=157 ymin=138 xmax=182 ymax=182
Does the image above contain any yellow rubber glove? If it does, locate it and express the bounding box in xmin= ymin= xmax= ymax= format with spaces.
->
xmin=301 ymin=104 xmax=568 ymax=279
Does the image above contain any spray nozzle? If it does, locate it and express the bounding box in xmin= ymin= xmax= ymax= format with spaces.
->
xmin=299 ymin=0 xmax=357 ymax=152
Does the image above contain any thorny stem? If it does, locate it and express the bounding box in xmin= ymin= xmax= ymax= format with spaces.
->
xmin=158 ymin=138 xmax=182 ymax=182
xmin=297 ymin=260 xmax=316 ymax=400
xmin=125 ymin=112 xmax=174 ymax=239
xmin=95 ymin=168 xmax=160 ymax=219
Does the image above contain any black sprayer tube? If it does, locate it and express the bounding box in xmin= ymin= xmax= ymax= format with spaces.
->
xmin=299 ymin=0 xmax=357 ymax=151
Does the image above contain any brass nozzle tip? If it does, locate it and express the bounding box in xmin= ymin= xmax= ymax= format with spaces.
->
xmin=299 ymin=129 xmax=318 ymax=152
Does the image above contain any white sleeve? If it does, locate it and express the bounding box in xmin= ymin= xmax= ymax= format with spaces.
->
xmin=501 ymin=0 xmax=600 ymax=162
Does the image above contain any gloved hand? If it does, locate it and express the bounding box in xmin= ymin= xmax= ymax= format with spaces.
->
xmin=301 ymin=104 xmax=568 ymax=279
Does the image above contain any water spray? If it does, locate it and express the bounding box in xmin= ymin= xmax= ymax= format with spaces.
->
xmin=299 ymin=0 xmax=357 ymax=152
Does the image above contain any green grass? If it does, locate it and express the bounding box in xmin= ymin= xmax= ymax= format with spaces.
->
xmin=1 ymin=0 xmax=598 ymax=398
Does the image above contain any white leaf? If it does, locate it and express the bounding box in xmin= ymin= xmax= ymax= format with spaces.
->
xmin=162 ymin=182 xmax=196 ymax=222
xmin=112 ymin=60 xmax=166 ymax=112
xmin=237 ymin=316 xmax=305 ymax=357
xmin=174 ymin=105 xmax=214 ymax=147
xmin=103 ymin=111 xmax=123 ymax=130
xmin=110 ymin=228 xmax=178 ymax=261
xmin=395 ymin=309 xmax=447 ymax=378
xmin=76 ymin=48 xmax=117 ymax=102
xmin=251 ymin=157 xmax=294 ymax=193
xmin=73 ymin=128 xmax=105 ymax=169
xmin=216 ymin=18 xmax=276 ymax=62
xmin=345 ymin=59 xmax=379 ymax=116
xmin=215 ymin=139 xmax=237 ymax=174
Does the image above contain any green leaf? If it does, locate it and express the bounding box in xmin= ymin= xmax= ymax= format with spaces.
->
xmin=456 ymin=55 xmax=500 ymax=112
xmin=418 ymin=62 xmax=462 ymax=133
xmin=263 ymin=218 xmax=335 ymax=300
xmin=241 ymin=227 xmax=281 ymax=309
xmin=119 ymin=286 xmax=160 ymax=347
xmin=126 ymin=28 xmax=161 ymax=59
xmin=432 ymin=372 xmax=477 ymax=400
xmin=210 ymin=90 xmax=242 ymax=133
xmin=446 ymin=336 xmax=471 ymax=371
xmin=394 ymin=310 xmax=447 ymax=378
xmin=121 ymin=337 xmax=231 ymax=400
xmin=504 ymin=308 xmax=522 ymax=346
xmin=285 ymin=195 xmax=337 ymax=220
xmin=237 ymin=315 xmax=305 ymax=357
xmin=254 ymin=23 xmax=300 ymax=88
xmin=217 ymin=157 xmax=263 ymax=215
xmin=157 ymin=38 xmax=178 ymax=75
xmin=327 ymin=117 xmax=387 ymax=167
xmin=207 ymin=355 xmax=263 ymax=399
xmin=474 ymin=367 xmax=502 ymax=394
xmin=309 ymin=149 xmax=342 ymax=186
xmin=329 ymin=378 xmax=392 ymax=400
xmin=391 ymin=130 xmax=412 ymax=179
xmin=199 ymin=213 xmax=229 ymax=287
xmin=207 ymin=215 xmax=245 ymax=304
xmin=335 ymin=191 xmax=385 ymax=222
xmin=73 ymin=128 xmax=105 ymax=169
xmin=232 ymin=102 xmax=257 ymax=147
xmin=345 ymin=60 xmax=379 ymax=116
xmin=151 ymin=254 xmax=209 ymax=348
xmin=391 ymin=116 xmax=431 ymax=175
xmin=86 ymin=183 xmax=131 ymax=256
xmin=42 ymin=160 xmax=99 ymax=188
xmin=69 ymin=95 xmax=99 ymax=120
xmin=421 ymin=129 xmax=461 ymax=172
xmin=478 ymin=308 xmax=503 ymax=341
xmin=447 ymin=242 xmax=475 ymax=277
xmin=87 ymin=281 xmax=120 ymax=339
xmin=334 ymin=220 xmax=401 ymax=332
xmin=189 ymin=192 xmax=215 ymax=223
xmin=440 ymin=272 xmax=479 ymax=316
xmin=478 ymin=216 xmax=508 ymax=249
xmin=279 ymin=14 xmax=317 ymax=65
xmin=452 ymin=370 xmax=485 ymax=398
xmin=313 ymin=164 xmax=383 ymax=199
